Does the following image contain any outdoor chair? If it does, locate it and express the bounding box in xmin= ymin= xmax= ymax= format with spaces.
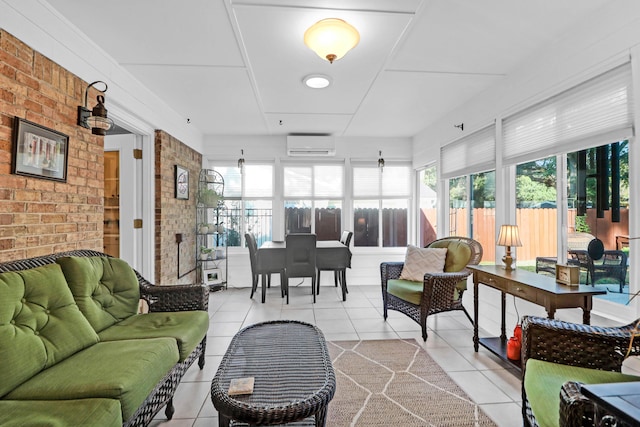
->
xmin=569 ymin=249 xmax=628 ymax=293
xmin=380 ymin=236 xmax=483 ymax=341
xmin=246 ymin=232 xmax=284 ymax=303
xmin=522 ymin=315 xmax=640 ymax=427
xmin=284 ymin=233 xmax=317 ymax=304
xmin=316 ymin=230 xmax=353 ymax=296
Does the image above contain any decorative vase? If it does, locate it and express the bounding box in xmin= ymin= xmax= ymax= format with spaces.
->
xmin=200 ymin=253 xmax=209 ymax=261
xmin=506 ymin=336 xmax=521 ymax=361
xmin=198 ymin=225 xmax=209 ymax=234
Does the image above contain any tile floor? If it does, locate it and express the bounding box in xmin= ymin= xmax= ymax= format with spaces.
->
xmin=150 ymin=283 xmax=525 ymax=427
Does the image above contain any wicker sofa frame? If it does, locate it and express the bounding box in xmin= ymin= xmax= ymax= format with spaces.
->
xmin=380 ymin=236 xmax=483 ymax=341
xmin=0 ymin=249 xmax=209 ymax=427
xmin=521 ymin=315 xmax=640 ymax=427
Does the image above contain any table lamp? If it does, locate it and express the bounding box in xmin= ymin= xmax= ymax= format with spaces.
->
xmin=497 ymin=224 xmax=522 ymax=271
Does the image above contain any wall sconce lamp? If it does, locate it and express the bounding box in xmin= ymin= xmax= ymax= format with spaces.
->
xmin=77 ymin=81 xmax=114 ymax=136
xmin=304 ymin=18 xmax=360 ymax=64
xmin=378 ymin=150 xmax=385 ymax=172
xmin=497 ymin=224 xmax=522 ymax=271
xmin=237 ymin=149 xmax=245 ymax=173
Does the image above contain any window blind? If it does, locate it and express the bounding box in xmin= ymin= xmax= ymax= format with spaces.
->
xmin=283 ymin=165 xmax=343 ymax=198
xmin=353 ymin=165 xmax=411 ymax=197
xmin=503 ymin=63 xmax=634 ymax=165
xmin=440 ymin=125 xmax=495 ymax=179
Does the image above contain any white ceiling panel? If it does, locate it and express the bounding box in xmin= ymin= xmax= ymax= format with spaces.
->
xmin=347 ymin=70 xmax=503 ymax=137
xmin=42 ymin=0 xmax=615 ymax=139
xmin=124 ymin=65 xmax=267 ymax=134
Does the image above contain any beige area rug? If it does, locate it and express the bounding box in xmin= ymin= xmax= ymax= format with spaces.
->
xmin=326 ymin=339 xmax=497 ymax=426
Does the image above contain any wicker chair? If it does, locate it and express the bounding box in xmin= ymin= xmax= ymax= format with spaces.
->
xmin=522 ymin=315 xmax=640 ymax=427
xmin=569 ymin=249 xmax=628 ymax=292
xmin=380 ymin=236 xmax=482 ymax=341
xmin=0 ymin=249 xmax=209 ymax=427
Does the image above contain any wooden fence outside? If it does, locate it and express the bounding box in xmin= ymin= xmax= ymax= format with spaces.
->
xmin=422 ymin=208 xmax=629 ymax=263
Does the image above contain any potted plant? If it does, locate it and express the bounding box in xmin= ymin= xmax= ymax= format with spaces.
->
xmin=200 ymin=246 xmax=213 ymax=260
xmin=198 ymin=223 xmax=210 ymax=234
xmin=198 ymin=187 xmax=221 ymax=207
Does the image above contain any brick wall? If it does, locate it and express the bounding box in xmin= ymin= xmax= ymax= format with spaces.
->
xmin=0 ymin=30 xmax=103 ymax=261
xmin=155 ymin=130 xmax=201 ymax=284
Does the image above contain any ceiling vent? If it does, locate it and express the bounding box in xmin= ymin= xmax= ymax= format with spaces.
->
xmin=286 ymin=135 xmax=335 ymax=156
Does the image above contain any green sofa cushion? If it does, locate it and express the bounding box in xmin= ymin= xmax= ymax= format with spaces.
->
xmin=525 ymin=358 xmax=639 ymax=427
xmin=0 ymin=264 xmax=99 ymax=397
xmin=56 ymin=256 xmax=140 ymax=333
xmin=6 ymin=337 xmax=179 ymax=422
xmin=98 ymin=310 xmax=209 ymax=361
xmin=0 ymin=399 xmax=122 ymax=427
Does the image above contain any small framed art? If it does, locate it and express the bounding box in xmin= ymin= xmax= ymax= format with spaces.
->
xmin=203 ymin=267 xmax=223 ymax=286
xmin=12 ymin=117 xmax=69 ymax=182
xmin=175 ymin=165 xmax=189 ymax=199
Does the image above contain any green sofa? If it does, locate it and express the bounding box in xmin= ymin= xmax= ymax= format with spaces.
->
xmin=0 ymin=250 xmax=210 ymax=427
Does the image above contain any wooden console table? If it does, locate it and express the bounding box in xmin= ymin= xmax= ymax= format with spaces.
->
xmin=469 ymin=265 xmax=606 ymax=368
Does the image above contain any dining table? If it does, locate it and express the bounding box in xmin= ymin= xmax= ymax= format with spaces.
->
xmin=258 ymin=240 xmax=352 ymax=301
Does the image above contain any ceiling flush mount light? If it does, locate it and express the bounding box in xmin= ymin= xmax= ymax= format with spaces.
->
xmin=303 ymin=74 xmax=331 ymax=89
xmin=77 ymin=81 xmax=114 ymax=136
xmin=304 ymin=18 xmax=360 ymax=64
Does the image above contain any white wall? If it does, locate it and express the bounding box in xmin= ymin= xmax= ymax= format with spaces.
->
xmin=413 ymin=2 xmax=640 ymax=324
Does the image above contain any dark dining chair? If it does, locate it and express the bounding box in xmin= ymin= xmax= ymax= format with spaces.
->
xmin=317 ymin=230 xmax=352 ymax=301
xmin=245 ymin=233 xmax=284 ymax=303
xmin=284 ymin=233 xmax=317 ymax=304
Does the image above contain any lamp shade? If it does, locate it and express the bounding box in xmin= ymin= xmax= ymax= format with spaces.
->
xmin=497 ymin=225 xmax=522 ymax=247
xmin=304 ymin=18 xmax=360 ymax=63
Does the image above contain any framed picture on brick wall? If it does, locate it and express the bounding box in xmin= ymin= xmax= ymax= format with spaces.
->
xmin=12 ymin=117 xmax=69 ymax=182
xmin=175 ymin=164 xmax=189 ymax=200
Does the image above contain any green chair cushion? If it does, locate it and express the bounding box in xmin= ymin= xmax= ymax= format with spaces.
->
xmin=6 ymin=337 xmax=179 ymax=421
xmin=525 ymin=358 xmax=639 ymax=427
xmin=0 ymin=264 xmax=99 ymax=397
xmin=427 ymin=239 xmax=472 ymax=292
xmin=56 ymin=256 xmax=140 ymax=333
xmin=387 ymin=279 xmax=423 ymax=305
xmin=0 ymin=399 xmax=122 ymax=427
xmin=98 ymin=310 xmax=209 ymax=361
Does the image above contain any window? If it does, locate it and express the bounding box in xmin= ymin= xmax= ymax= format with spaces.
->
xmin=353 ymin=165 xmax=410 ymax=247
xmin=448 ymin=171 xmax=496 ymax=262
xmin=212 ymin=164 xmax=273 ymax=247
xmin=516 ymin=156 xmax=558 ymax=265
xmin=283 ymin=164 xmax=343 ymax=240
xmin=567 ymin=141 xmax=630 ymax=303
xmin=418 ymin=165 xmax=437 ymax=246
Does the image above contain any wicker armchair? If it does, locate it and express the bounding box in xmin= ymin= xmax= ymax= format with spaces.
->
xmin=0 ymin=249 xmax=209 ymax=427
xmin=521 ymin=315 xmax=640 ymax=427
xmin=569 ymin=249 xmax=628 ymax=292
xmin=380 ymin=236 xmax=482 ymax=341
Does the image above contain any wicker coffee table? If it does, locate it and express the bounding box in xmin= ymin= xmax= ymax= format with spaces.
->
xmin=211 ymin=320 xmax=336 ymax=426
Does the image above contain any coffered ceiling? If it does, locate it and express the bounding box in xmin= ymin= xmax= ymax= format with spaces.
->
xmin=45 ymin=0 xmax=610 ymax=138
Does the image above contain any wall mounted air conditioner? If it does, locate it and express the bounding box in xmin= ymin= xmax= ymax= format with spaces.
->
xmin=286 ymin=135 xmax=336 ymax=156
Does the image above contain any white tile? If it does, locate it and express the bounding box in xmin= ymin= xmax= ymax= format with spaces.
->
xmin=446 ymin=371 xmax=513 ymax=404
xmin=425 ymin=346 xmax=477 ymax=372
xmin=479 ymin=402 xmax=524 ymax=427
xmin=170 ymin=381 xmax=212 ymax=419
